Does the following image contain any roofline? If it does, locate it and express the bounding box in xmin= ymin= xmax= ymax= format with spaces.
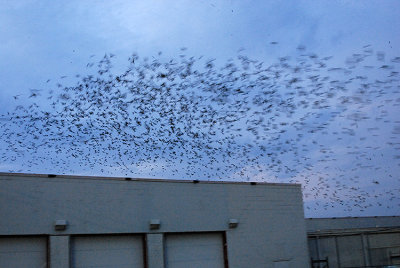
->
xmin=306 ymin=216 xmax=400 ymax=220
xmin=0 ymin=172 xmax=301 ymax=187
xmin=307 ymin=227 xmax=400 ymax=236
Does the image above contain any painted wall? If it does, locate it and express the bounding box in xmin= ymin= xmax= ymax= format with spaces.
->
xmin=0 ymin=173 xmax=310 ymax=268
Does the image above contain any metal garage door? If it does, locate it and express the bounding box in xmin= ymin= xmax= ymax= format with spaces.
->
xmin=165 ymin=232 xmax=225 ymax=268
xmin=71 ymin=235 xmax=144 ymax=268
xmin=0 ymin=236 xmax=47 ymax=268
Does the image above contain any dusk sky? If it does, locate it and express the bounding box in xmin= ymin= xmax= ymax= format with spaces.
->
xmin=1 ymin=0 xmax=400 ymax=218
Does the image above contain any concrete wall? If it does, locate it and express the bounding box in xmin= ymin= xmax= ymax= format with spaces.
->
xmin=306 ymin=217 xmax=400 ymax=268
xmin=0 ymin=173 xmax=310 ymax=268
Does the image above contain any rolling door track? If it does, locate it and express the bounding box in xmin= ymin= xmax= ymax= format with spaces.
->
xmin=165 ymin=232 xmax=225 ymax=268
xmin=71 ymin=235 xmax=144 ymax=268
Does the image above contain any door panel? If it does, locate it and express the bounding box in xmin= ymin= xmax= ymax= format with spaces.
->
xmin=0 ymin=237 xmax=47 ymax=268
xmin=165 ymin=233 xmax=224 ymax=268
xmin=71 ymin=235 xmax=144 ymax=268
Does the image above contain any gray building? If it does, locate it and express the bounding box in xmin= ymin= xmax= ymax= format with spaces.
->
xmin=0 ymin=173 xmax=310 ymax=268
xmin=306 ymin=216 xmax=400 ymax=268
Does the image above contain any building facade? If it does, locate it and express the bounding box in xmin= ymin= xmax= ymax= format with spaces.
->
xmin=307 ymin=216 xmax=400 ymax=268
xmin=0 ymin=173 xmax=310 ymax=268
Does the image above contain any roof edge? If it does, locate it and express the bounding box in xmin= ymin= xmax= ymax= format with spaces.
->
xmin=306 ymin=216 xmax=400 ymax=220
xmin=0 ymin=172 xmax=301 ymax=187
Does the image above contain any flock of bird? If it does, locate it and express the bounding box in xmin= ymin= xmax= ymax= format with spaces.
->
xmin=1 ymin=45 xmax=399 ymax=214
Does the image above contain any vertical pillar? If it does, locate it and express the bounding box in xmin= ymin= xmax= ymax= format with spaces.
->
xmin=49 ymin=235 xmax=70 ymax=268
xmin=146 ymin=233 xmax=164 ymax=268
xmin=361 ymin=233 xmax=371 ymax=266
xmin=335 ymin=236 xmax=341 ymax=268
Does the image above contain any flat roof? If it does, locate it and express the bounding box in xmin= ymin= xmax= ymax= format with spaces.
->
xmin=0 ymin=172 xmax=301 ymax=187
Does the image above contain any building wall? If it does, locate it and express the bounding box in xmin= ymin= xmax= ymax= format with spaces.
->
xmin=0 ymin=173 xmax=310 ymax=268
xmin=306 ymin=217 xmax=400 ymax=268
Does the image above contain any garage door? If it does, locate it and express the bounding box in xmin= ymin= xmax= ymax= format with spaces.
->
xmin=71 ymin=235 xmax=144 ymax=268
xmin=165 ymin=233 xmax=225 ymax=268
xmin=0 ymin=236 xmax=47 ymax=268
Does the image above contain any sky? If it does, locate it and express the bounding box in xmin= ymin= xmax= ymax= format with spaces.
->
xmin=1 ymin=0 xmax=400 ymax=217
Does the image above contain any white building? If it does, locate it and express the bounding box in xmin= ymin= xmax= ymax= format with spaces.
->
xmin=0 ymin=173 xmax=309 ymax=268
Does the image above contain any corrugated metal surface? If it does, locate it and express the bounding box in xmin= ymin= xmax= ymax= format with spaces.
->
xmin=71 ymin=235 xmax=144 ymax=268
xmin=337 ymin=235 xmax=365 ymax=267
xmin=165 ymin=233 xmax=224 ymax=268
xmin=309 ymin=232 xmax=400 ymax=268
xmin=0 ymin=237 xmax=47 ymax=268
xmin=368 ymin=232 xmax=400 ymax=267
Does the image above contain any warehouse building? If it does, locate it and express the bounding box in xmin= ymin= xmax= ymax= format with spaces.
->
xmin=0 ymin=173 xmax=310 ymax=268
xmin=307 ymin=216 xmax=400 ymax=268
